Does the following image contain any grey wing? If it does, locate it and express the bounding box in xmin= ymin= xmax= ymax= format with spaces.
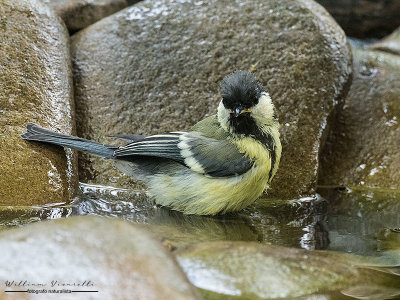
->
xmin=113 ymin=132 xmax=253 ymax=177
xmin=110 ymin=134 xmax=146 ymax=142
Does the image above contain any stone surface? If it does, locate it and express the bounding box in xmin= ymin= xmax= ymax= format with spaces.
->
xmin=319 ymin=47 xmax=400 ymax=189
xmin=318 ymin=186 xmax=400 ymax=256
xmin=0 ymin=0 xmax=78 ymax=206
xmin=0 ymin=216 xmax=201 ymax=300
xmin=127 ymin=0 xmax=141 ymax=5
xmin=71 ymin=0 xmax=352 ymax=199
xmin=370 ymin=26 xmax=400 ymax=55
xmin=316 ymin=0 xmax=400 ymax=38
xmin=42 ymin=0 xmax=128 ymax=32
xmin=176 ymin=241 xmax=400 ymax=299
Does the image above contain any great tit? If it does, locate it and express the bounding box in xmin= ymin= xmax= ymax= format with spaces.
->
xmin=21 ymin=70 xmax=281 ymax=215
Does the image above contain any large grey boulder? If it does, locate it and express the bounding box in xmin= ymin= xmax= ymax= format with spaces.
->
xmin=71 ymin=0 xmax=352 ymax=200
xmin=0 ymin=0 xmax=78 ymax=206
xmin=42 ymin=0 xmax=128 ymax=32
xmin=0 ymin=216 xmax=201 ymax=300
xmin=371 ymin=27 xmax=400 ymax=55
xmin=319 ymin=47 xmax=400 ymax=189
xmin=176 ymin=241 xmax=400 ymax=299
xmin=316 ymin=0 xmax=400 ymax=38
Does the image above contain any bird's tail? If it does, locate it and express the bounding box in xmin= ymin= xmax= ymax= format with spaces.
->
xmin=21 ymin=123 xmax=116 ymax=158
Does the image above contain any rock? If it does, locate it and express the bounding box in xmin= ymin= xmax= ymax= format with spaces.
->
xmin=316 ymin=0 xmax=400 ymax=38
xmin=42 ymin=0 xmax=128 ymax=32
xmin=0 ymin=0 xmax=78 ymax=206
xmin=71 ymin=0 xmax=351 ymax=200
xmin=319 ymin=47 xmax=400 ymax=189
xmin=176 ymin=241 xmax=400 ymax=299
xmin=318 ymin=186 xmax=400 ymax=256
xmin=0 ymin=216 xmax=201 ymax=300
xmin=370 ymin=27 xmax=400 ymax=55
xmin=127 ymin=0 xmax=141 ymax=5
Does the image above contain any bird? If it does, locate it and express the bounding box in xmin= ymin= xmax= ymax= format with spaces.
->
xmin=21 ymin=70 xmax=281 ymax=215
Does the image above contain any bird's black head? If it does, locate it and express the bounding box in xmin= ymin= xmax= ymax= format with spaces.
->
xmin=221 ymin=70 xmax=264 ymax=113
xmin=219 ymin=71 xmax=267 ymax=136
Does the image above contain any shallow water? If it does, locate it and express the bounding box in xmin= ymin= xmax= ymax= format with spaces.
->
xmin=0 ymin=184 xmax=399 ymax=299
xmin=1 ymin=184 xmax=399 ymax=255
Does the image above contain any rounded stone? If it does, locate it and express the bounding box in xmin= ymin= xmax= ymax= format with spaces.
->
xmin=0 ymin=216 xmax=201 ymax=300
xmin=316 ymin=0 xmax=400 ymax=38
xmin=319 ymin=47 xmax=400 ymax=189
xmin=370 ymin=27 xmax=400 ymax=56
xmin=176 ymin=241 xmax=400 ymax=299
xmin=41 ymin=0 xmax=128 ymax=32
xmin=0 ymin=0 xmax=78 ymax=206
xmin=71 ymin=0 xmax=352 ymax=199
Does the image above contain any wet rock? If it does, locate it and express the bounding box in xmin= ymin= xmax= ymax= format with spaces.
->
xmin=42 ymin=0 xmax=128 ymax=32
xmin=242 ymin=195 xmax=331 ymax=251
xmin=71 ymin=0 xmax=351 ymax=200
xmin=341 ymin=285 xmax=400 ymax=300
xmin=316 ymin=0 xmax=400 ymax=38
xmin=319 ymin=48 xmax=400 ymax=189
xmin=0 ymin=0 xmax=78 ymax=206
xmin=0 ymin=216 xmax=201 ymax=300
xmin=176 ymin=241 xmax=400 ymax=299
xmin=127 ymin=0 xmax=142 ymax=5
xmin=318 ymin=187 xmax=400 ymax=256
xmin=370 ymin=27 xmax=400 ymax=55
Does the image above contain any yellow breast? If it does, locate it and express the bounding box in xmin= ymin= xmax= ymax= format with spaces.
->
xmin=147 ymin=137 xmax=274 ymax=215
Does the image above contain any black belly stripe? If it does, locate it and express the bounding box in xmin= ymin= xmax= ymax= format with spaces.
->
xmin=268 ymin=145 xmax=276 ymax=183
xmin=230 ymin=114 xmax=276 ymax=182
xmin=255 ymin=130 xmax=276 ymax=183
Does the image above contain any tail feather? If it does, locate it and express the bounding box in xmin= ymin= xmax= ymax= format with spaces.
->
xmin=21 ymin=123 xmax=116 ymax=158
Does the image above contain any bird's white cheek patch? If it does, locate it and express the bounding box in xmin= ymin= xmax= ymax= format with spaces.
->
xmin=217 ymin=101 xmax=230 ymax=132
xmin=252 ymin=92 xmax=274 ymax=121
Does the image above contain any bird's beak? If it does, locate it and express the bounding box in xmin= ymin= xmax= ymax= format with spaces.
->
xmin=229 ymin=108 xmax=251 ymax=117
xmin=234 ymin=107 xmax=241 ymax=116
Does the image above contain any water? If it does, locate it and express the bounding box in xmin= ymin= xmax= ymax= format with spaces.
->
xmin=1 ymin=184 xmax=399 ymax=257
xmin=0 ymin=183 xmax=399 ymax=299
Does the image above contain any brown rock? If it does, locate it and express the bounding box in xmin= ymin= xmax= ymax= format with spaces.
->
xmin=71 ymin=0 xmax=352 ymax=199
xmin=316 ymin=0 xmax=400 ymax=38
xmin=370 ymin=27 xmax=400 ymax=55
xmin=319 ymin=47 xmax=400 ymax=188
xmin=42 ymin=0 xmax=128 ymax=32
xmin=0 ymin=0 xmax=78 ymax=206
xmin=175 ymin=241 xmax=399 ymax=299
xmin=0 ymin=216 xmax=201 ymax=300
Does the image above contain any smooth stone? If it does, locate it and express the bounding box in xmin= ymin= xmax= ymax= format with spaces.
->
xmin=319 ymin=47 xmax=400 ymax=189
xmin=316 ymin=0 xmax=400 ymax=38
xmin=318 ymin=187 xmax=400 ymax=256
xmin=0 ymin=216 xmax=201 ymax=300
xmin=42 ymin=0 xmax=128 ymax=32
xmin=0 ymin=0 xmax=78 ymax=206
xmin=71 ymin=0 xmax=351 ymax=200
xmin=370 ymin=27 xmax=400 ymax=55
xmin=176 ymin=241 xmax=400 ymax=299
